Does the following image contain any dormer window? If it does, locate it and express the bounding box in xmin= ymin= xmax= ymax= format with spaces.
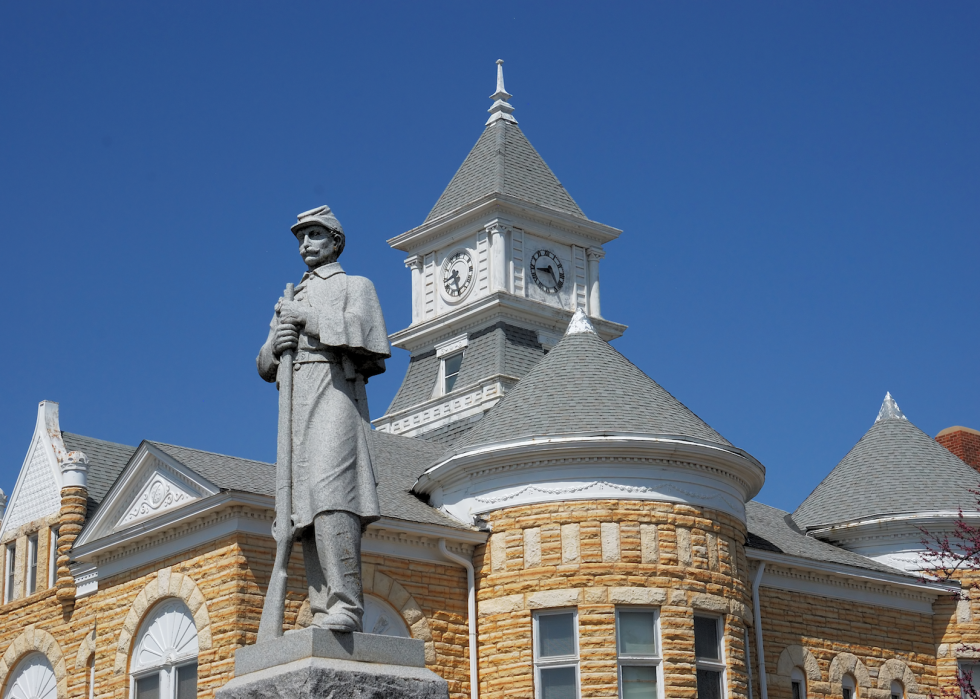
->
xmin=443 ymin=352 xmax=463 ymax=393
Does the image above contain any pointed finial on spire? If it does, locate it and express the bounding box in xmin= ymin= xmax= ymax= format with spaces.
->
xmin=875 ymin=392 xmax=908 ymax=423
xmin=566 ymin=308 xmax=596 ymax=335
xmin=486 ymin=59 xmax=518 ymax=126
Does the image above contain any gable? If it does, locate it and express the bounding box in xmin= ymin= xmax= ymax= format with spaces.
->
xmin=75 ymin=444 xmax=218 ymax=547
xmin=1 ymin=435 xmax=62 ymax=537
xmin=117 ymin=467 xmax=203 ymax=529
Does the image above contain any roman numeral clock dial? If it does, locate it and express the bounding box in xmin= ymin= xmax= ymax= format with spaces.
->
xmin=441 ymin=250 xmax=474 ymax=300
xmin=530 ymin=250 xmax=565 ymax=294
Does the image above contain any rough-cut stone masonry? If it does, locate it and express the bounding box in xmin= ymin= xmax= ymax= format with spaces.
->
xmin=0 ymin=520 xmax=470 ymax=699
xmin=757 ymin=585 xmax=937 ymax=699
xmin=476 ymin=499 xmax=752 ymax=699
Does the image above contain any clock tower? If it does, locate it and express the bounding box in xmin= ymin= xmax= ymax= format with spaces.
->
xmin=373 ymin=61 xmax=627 ymax=442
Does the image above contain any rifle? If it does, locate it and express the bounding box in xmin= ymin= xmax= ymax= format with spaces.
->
xmin=257 ymin=282 xmax=296 ymax=643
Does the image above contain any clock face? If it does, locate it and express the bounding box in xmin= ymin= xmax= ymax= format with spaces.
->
xmin=441 ymin=250 xmax=474 ymax=299
xmin=530 ymin=250 xmax=565 ymax=294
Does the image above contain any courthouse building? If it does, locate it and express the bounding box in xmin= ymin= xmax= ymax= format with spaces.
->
xmin=2 ymin=64 xmax=980 ymax=699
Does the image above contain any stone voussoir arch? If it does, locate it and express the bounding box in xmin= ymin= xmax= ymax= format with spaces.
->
xmin=876 ymin=659 xmax=922 ymax=697
xmin=74 ymin=629 xmax=96 ymax=672
xmin=295 ymin=563 xmax=435 ymax=663
xmin=776 ymin=644 xmax=822 ymax=683
xmin=113 ymin=567 xmax=212 ymax=675
xmin=0 ymin=626 xmax=68 ymax=699
xmin=830 ymin=652 xmax=872 ymax=688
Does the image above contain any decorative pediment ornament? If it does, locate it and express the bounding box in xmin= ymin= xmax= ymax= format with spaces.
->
xmin=117 ymin=470 xmax=200 ymax=529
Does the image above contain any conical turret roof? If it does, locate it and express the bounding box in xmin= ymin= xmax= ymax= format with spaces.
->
xmin=454 ymin=310 xmax=730 ymax=449
xmin=793 ymin=393 xmax=980 ymax=529
xmin=424 ymin=62 xmax=586 ymax=223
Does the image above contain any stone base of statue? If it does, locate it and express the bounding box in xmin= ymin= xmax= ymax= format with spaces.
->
xmin=216 ymin=627 xmax=449 ymax=699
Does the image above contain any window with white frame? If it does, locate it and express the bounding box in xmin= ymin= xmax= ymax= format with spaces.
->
xmin=959 ymin=662 xmax=980 ymax=699
xmin=841 ymin=673 xmax=857 ymax=699
xmin=442 ymin=352 xmax=463 ymax=393
xmin=791 ymin=667 xmax=806 ymax=699
xmin=890 ymin=680 xmax=904 ymax=699
xmin=533 ymin=609 xmax=579 ymax=699
xmin=616 ymin=608 xmax=662 ymax=699
xmin=694 ymin=615 xmax=725 ymax=699
xmin=3 ymin=652 xmax=57 ymax=699
xmin=4 ymin=543 xmax=15 ymax=603
xmin=48 ymin=527 xmax=59 ymax=588
xmin=131 ymin=599 xmax=199 ymax=699
xmin=26 ymin=534 xmax=38 ymax=595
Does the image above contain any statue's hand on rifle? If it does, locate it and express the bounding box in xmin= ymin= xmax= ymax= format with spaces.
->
xmin=271 ymin=512 xmax=296 ymax=543
xmin=272 ymin=323 xmax=299 ymax=358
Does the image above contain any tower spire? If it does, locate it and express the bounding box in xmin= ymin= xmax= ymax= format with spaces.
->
xmin=486 ymin=59 xmax=517 ymax=125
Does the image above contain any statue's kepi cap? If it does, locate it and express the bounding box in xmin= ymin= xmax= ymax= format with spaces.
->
xmin=291 ymin=205 xmax=344 ymax=236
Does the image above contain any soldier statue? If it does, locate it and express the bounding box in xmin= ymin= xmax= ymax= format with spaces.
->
xmin=257 ymin=205 xmax=390 ymax=635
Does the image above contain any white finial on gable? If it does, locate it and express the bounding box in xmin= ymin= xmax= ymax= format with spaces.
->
xmin=875 ymin=392 xmax=907 ymax=423
xmin=566 ymin=308 xmax=596 ymax=335
xmin=486 ymin=59 xmax=518 ymax=126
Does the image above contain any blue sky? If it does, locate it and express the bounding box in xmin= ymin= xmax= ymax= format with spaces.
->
xmin=1 ymin=2 xmax=977 ymax=514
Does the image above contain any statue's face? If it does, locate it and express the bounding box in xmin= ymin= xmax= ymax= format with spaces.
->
xmin=296 ymin=225 xmax=341 ymax=269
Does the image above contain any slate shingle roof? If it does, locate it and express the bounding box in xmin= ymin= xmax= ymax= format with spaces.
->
xmin=148 ymin=436 xmax=468 ymax=530
xmin=369 ymin=431 xmax=465 ymax=529
xmin=454 ymin=324 xmax=730 ymax=449
xmin=62 ymin=432 xmax=136 ymax=519
xmin=746 ymin=501 xmax=912 ymax=576
xmin=149 ymin=441 xmax=276 ymax=495
xmin=425 ymin=120 xmax=585 ymax=223
xmin=792 ymin=411 xmax=980 ymax=529
xmin=386 ymin=322 xmax=546 ymax=418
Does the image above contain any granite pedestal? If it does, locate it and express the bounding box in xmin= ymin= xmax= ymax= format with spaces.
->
xmin=215 ymin=628 xmax=449 ymax=699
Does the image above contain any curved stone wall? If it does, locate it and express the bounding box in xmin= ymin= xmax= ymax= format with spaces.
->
xmin=475 ymin=499 xmax=751 ymax=699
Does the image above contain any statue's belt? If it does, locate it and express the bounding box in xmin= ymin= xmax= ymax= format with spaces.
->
xmin=293 ymin=349 xmax=340 ymax=365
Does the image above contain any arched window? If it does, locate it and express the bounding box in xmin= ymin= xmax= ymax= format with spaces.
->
xmin=890 ymin=680 xmax=904 ymax=699
xmin=130 ymin=600 xmax=198 ymax=699
xmin=842 ymin=673 xmax=858 ymax=699
xmin=3 ymin=653 xmax=57 ymax=699
xmin=791 ymin=667 xmax=807 ymax=699
xmin=362 ymin=595 xmax=410 ymax=638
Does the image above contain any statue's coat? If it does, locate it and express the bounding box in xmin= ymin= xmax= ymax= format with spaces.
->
xmin=258 ymin=262 xmax=390 ymax=528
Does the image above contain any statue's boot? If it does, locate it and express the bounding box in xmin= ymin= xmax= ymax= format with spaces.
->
xmin=312 ymin=612 xmax=359 ymax=633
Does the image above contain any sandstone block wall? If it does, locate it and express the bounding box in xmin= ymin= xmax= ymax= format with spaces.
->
xmin=757 ymin=585 xmax=937 ymax=699
xmin=0 ymin=523 xmax=471 ymax=699
xmin=476 ymin=499 xmax=752 ymax=699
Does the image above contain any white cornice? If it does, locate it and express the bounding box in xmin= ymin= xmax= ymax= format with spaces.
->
xmin=70 ymin=490 xmax=487 ymax=596
xmin=747 ymin=549 xmax=951 ymax=614
xmin=805 ymin=512 xmax=980 ymax=573
xmin=389 ymin=195 xmax=621 ymax=252
xmin=415 ymin=433 xmax=766 ymax=525
xmin=389 ymin=292 xmax=626 ymax=351
xmin=372 ymin=375 xmax=515 ymax=436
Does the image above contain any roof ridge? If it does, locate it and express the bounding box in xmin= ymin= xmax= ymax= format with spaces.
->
xmin=148 ymin=440 xmax=273 ymax=466
xmin=61 ymin=431 xmax=136 ymax=449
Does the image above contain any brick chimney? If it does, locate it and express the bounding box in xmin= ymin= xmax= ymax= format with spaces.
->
xmin=936 ymin=426 xmax=980 ymax=472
